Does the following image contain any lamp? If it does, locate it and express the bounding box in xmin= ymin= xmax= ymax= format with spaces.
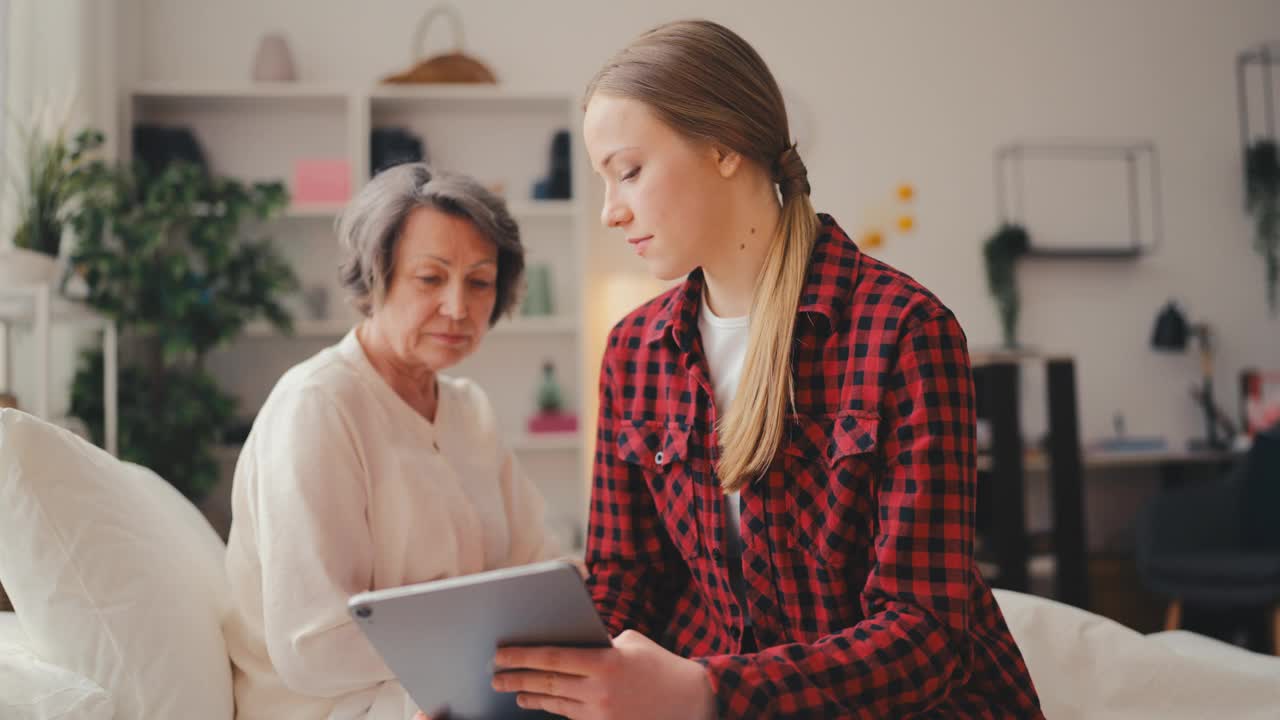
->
xmin=1151 ymin=301 xmax=1236 ymax=450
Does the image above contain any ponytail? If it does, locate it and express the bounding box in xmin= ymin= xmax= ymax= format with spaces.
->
xmin=716 ymin=146 xmax=817 ymax=492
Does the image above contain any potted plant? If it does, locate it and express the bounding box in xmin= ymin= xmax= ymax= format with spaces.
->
xmin=1 ymin=121 xmax=104 ymax=286
xmin=983 ymin=223 xmax=1031 ymax=348
xmin=1245 ymin=139 xmax=1280 ymax=315
xmin=65 ymin=156 xmax=298 ymax=502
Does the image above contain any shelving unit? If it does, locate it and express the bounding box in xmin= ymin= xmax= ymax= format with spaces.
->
xmin=0 ymin=284 xmax=118 ymax=456
xmin=122 ymin=83 xmax=590 ymax=545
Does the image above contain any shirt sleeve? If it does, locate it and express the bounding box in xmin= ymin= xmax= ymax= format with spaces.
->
xmin=697 ymin=311 xmax=979 ymax=718
xmin=242 ymin=389 xmax=395 ymax=698
xmin=584 ymin=332 xmax=683 ymax=637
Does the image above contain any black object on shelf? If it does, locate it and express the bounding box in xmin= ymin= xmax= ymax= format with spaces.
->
xmin=371 ymin=127 xmax=427 ymax=177
xmin=993 ymin=141 xmax=1162 ymax=258
xmin=532 ymin=129 xmax=571 ymax=200
xmin=133 ymin=124 xmax=208 ymax=177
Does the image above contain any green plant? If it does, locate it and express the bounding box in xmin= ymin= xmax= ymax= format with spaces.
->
xmin=67 ymin=157 xmax=297 ymax=501
xmin=983 ymin=223 xmax=1031 ymax=348
xmin=1245 ymin=139 xmax=1280 ymax=315
xmin=9 ymin=124 xmax=105 ymax=256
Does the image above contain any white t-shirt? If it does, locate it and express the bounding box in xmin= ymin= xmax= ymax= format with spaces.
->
xmin=224 ymin=330 xmax=560 ymax=720
xmin=697 ymin=293 xmax=750 ymax=620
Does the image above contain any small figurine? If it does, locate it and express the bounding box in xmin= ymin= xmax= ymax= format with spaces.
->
xmin=527 ymin=361 xmax=577 ymax=434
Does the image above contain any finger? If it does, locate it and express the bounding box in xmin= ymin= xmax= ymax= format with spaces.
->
xmin=515 ymin=692 xmax=585 ymax=718
xmin=495 ymin=645 xmax=603 ymax=675
xmin=493 ymin=670 xmax=590 ymax=701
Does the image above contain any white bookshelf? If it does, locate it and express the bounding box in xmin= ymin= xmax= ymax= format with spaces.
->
xmin=123 ymin=83 xmax=590 ymax=544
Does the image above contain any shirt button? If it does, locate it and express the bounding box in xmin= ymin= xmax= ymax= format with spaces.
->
xmin=654 ymin=451 xmax=665 ymax=465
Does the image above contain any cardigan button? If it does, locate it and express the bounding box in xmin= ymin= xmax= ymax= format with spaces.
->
xmin=654 ymin=451 xmax=665 ymax=465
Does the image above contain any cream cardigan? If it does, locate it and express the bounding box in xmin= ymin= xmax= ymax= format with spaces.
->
xmin=224 ymin=330 xmax=559 ymax=719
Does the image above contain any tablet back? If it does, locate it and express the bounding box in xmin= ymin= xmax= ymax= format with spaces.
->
xmin=349 ymin=560 xmax=611 ymax=719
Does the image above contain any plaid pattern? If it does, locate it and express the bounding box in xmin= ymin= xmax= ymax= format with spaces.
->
xmin=585 ymin=215 xmax=1043 ymax=718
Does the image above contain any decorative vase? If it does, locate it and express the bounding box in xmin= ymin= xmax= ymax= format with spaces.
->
xmin=251 ymin=33 xmax=298 ymax=83
xmin=521 ymin=265 xmax=554 ymax=316
xmin=0 ymin=247 xmax=60 ymax=287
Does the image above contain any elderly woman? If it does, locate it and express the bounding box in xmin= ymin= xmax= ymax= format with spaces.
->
xmin=223 ymin=163 xmax=562 ymax=720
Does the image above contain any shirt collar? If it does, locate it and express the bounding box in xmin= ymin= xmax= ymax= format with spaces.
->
xmin=643 ymin=214 xmax=859 ymax=350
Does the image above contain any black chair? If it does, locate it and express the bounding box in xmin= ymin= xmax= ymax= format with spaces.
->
xmin=1135 ymin=425 xmax=1280 ymax=653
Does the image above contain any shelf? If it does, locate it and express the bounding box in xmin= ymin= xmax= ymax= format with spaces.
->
xmin=285 ymin=202 xmax=346 ymax=219
xmin=281 ymin=200 xmax=575 ymax=222
xmin=258 ymin=201 xmax=572 ymax=222
xmin=369 ymin=85 xmax=572 ymax=107
xmin=132 ymin=83 xmax=572 ymax=105
xmin=131 ymin=83 xmax=350 ymax=102
xmin=491 ymin=315 xmax=577 ymax=336
xmin=970 ymin=348 xmax=1075 ymax=365
xmin=509 ymin=432 xmax=582 ymax=452
xmin=219 ymin=433 xmax=581 ymax=453
xmin=242 ymin=315 xmax=577 ymax=339
xmin=0 ymin=288 xmax=111 ymax=327
xmin=977 ymin=446 xmax=1241 ymax=473
xmin=507 ymin=200 xmax=579 ymax=219
xmin=242 ymin=319 xmax=351 ymax=338
xmin=993 ymin=140 xmax=1162 ymax=257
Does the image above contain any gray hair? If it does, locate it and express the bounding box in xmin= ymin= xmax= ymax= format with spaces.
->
xmin=337 ymin=163 xmax=524 ymax=324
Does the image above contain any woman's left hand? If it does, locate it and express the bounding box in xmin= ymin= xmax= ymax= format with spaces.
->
xmin=491 ymin=629 xmax=715 ymax=719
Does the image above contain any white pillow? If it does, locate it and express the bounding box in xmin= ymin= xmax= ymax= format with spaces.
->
xmin=994 ymin=589 xmax=1280 ymax=719
xmin=0 ymin=409 xmax=234 ymax=720
xmin=0 ymin=611 xmax=24 ymax=645
xmin=0 ymin=636 xmax=114 ymax=720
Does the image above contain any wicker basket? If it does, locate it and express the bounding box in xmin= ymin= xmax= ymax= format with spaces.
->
xmin=381 ymin=3 xmax=496 ymax=85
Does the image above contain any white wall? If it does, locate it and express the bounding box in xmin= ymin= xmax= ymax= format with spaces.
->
xmin=125 ymin=0 xmax=1280 ymax=452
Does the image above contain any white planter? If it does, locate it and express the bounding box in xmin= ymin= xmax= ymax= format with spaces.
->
xmin=0 ymin=247 xmax=60 ymax=287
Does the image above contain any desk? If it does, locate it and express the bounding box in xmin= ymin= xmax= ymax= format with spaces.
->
xmin=980 ymin=447 xmax=1241 ymax=473
xmin=973 ymin=349 xmax=1241 ymax=611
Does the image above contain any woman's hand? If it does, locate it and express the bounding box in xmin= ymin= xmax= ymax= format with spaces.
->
xmin=490 ymin=629 xmax=715 ymax=719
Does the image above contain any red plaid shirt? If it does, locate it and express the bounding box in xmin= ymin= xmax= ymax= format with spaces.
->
xmin=585 ymin=215 xmax=1043 ymax=718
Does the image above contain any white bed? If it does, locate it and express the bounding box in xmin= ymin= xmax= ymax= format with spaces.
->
xmin=2 ymin=408 xmax=1278 ymax=719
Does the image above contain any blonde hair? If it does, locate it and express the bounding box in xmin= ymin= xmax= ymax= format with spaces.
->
xmin=586 ymin=20 xmax=819 ymax=492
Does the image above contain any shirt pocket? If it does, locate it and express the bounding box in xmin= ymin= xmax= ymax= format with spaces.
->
xmin=781 ymin=411 xmax=881 ymax=567
xmin=614 ymin=419 xmax=702 ymax=562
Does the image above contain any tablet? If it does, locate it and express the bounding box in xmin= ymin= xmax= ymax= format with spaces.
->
xmin=348 ymin=559 xmax=612 ymax=719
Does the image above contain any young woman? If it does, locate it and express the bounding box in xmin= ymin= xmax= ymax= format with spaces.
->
xmin=430 ymin=19 xmax=1045 ymax=720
